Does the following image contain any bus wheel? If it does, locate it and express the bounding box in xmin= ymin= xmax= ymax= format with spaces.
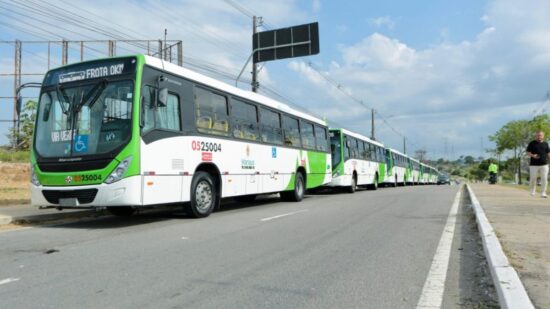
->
xmin=368 ymin=175 xmax=378 ymax=190
xmin=234 ymin=194 xmax=257 ymax=203
xmin=108 ymin=206 xmax=135 ymax=217
xmin=348 ymin=175 xmax=357 ymax=193
xmin=187 ymin=171 xmax=216 ymax=218
xmin=281 ymin=172 xmax=305 ymax=202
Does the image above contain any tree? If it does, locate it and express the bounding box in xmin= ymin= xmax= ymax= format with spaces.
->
xmin=489 ymin=119 xmax=530 ymax=183
xmin=7 ymin=100 xmax=37 ymax=150
xmin=529 ymin=114 xmax=550 ymax=134
xmin=464 ymin=155 xmax=475 ymax=164
xmin=489 ymin=114 xmax=550 ymax=184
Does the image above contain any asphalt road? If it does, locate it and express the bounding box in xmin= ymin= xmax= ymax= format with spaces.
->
xmin=0 ymin=185 xmax=461 ymax=308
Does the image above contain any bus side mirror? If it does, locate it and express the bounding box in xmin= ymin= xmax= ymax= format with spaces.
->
xmin=157 ymin=88 xmax=168 ymax=107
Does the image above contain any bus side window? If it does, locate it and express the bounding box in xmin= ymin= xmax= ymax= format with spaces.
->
xmin=141 ymin=85 xmax=180 ymax=132
xmin=300 ymin=121 xmax=315 ymax=150
xmin=195 ymin=88 xmax=229 ymax=136
xmin=282 ymin=115 xmax=300 ymax=147
xmin=259 ymin=108 xmax=283 ymax=145
xmin=231 ymin=99 xmax=258 ymax=141
xmin=344 ymin=136 xmax=350 ymax=159
xmin=314 ymin=125 xmax=328 ymax=151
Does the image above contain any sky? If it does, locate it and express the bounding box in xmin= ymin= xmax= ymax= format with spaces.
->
xmin=1 ymin=0 xmax=549 ymax=160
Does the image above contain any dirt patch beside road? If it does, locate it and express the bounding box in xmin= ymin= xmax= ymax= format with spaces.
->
xmin=0 ymin=163 xmax=30 ymax=204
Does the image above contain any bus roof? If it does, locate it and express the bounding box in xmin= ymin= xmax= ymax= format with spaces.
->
xmin=386 ymin=147 xmax=408 ymax=158
xmin=409 ymin=157 xmax=421 ymax=164
xmin=144 ymin=55 xmax=327 ymax=126
xmin=332 ymin=128 xmax=385 ymax=148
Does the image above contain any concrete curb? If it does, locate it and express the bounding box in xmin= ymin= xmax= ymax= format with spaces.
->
xmin=0 ymin=209 xmax=103 ymax=226
xmin=466 ymin=184 xmax=534 ymax=309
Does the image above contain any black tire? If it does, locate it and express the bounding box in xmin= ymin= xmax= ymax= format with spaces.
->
xmin=186 ymin=171 xmax=217 ymax=218
xmin=367 ymin=174 xmax=379 ymax=190
xmin=108 ymin=206 xmax=135 ymax=217
xmin=234 ymin=194 xmax=257 ymax=203
xmin=281 ymin=172 xmax=305 ymax=202
xmin=347 ymin=174 xmax=357 ymax=193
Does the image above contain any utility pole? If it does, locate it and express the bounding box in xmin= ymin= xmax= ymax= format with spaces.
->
xmin=13 ymin=40 xmax=21 ymax=148
xmin=164 ymin=29 xmax=167 ymax=61
xmin=62 ymin=40 xmax=68 ymax=65
xmin=371 ymin=109 xmax=375 ymax=140
xmin=444 ymin=137 xmax=448 ymax=160
xmin=403 ymin=137 xmax=406 ymax=154
xmin=251 ymin=16 xmax=259 ymax=92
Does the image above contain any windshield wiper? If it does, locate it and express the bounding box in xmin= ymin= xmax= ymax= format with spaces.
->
xmin=55 ymin=85 xmax=70 ymax=115
xmin=75 ymin=79 xmax=108 ymax=113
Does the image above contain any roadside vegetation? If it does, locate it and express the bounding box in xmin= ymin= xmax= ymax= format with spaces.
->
xmin=429 ymin=114 xmax=550 ymax=184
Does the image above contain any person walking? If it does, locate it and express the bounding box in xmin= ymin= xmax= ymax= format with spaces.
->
xmin=488 ymin=160 xmax=498 ymax=184
xmin=526 ymin=131 xmax=549 ymax=198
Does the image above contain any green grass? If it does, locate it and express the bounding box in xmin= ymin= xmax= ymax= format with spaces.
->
xmin=0 ymin=149 xmax=30 ymax=163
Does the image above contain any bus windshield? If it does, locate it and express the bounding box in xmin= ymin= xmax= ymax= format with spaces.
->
xmin=34 ymin=80 xmax=134 ymax=158
xmin=330 ymin=133 xmax=342 ymax=168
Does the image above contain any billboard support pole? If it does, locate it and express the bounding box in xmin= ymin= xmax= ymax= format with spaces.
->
xmin=252 ymin=16 xmax=258 ymax=93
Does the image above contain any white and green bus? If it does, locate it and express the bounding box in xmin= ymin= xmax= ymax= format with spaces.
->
xmin=419 ymin=163 xmax=438 ymax=184
xmin=408 ymin=157 xmax=421 ymax=185
xmin=383 ymin=148 xmax=410 ymax=187
xmin=328 ymin=128 xmax=386 ymax=192
xmin=30 ymin=55 xmax=332 ymax=217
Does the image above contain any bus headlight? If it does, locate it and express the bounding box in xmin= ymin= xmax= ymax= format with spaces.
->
xmin=31 ymin=165 xmax=41 ymax=186
xmin=105 ymin=157 xmax=132 ymax=184
xmin=333 ymin=170 xmax=340 ymax=177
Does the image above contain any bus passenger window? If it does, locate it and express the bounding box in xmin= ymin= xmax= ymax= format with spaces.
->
xmin=195 ymin=88 xmax=229 ymax=136
xmin=300 ymin=122 xmax=315 ymax=150
xmin=314 ymin=125 xmax=328 ymax=151
xmin=260 ymin=108 xmax=283 ymax=144
xmin=231 ymin=99 xmax=258 ymax=141
xmin=282 ymin=116 xmax=300 ymax=147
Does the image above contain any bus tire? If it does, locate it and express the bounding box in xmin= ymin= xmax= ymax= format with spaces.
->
xmin=187 ymin=171 xmax=216 ymax=218
xmin=367 ymin=174 xmax=378 ymax=190
xmin=234 ymin=194 xmax=257 ymax=203
xmin=281 ymin=172 xmax=305 ymax=202
xmin=108 ymin=206 xmax=135 ymax=217
xmin=347 ymin=174 xmax=357 ymax=193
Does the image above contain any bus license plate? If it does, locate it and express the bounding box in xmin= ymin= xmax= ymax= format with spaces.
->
xmin=59 ymin=198 xmax=79 ymax=207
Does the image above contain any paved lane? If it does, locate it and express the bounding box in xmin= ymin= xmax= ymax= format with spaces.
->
xmin=0 ymin=186 xmax=459 ymax=308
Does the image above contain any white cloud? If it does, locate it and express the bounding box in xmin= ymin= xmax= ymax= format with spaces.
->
xmin=288 ymin=0 xmax=550 ymax=157
xmin=312 ymin=0 xmax=321 ymax=13
xmin=367 ymin=16 xmax=396 ymax=30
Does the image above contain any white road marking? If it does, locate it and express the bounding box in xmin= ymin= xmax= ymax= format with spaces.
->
xmin=260 ymin=209 xmax=309 ymax=222
xmin=181 ymin=236 xmax=189 ymax=240
xmin=0 ymin=278 xmax=20 ymax=286
xmin=416 ymin=188 xmax=462 ymax=309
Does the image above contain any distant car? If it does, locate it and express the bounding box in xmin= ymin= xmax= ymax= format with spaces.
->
xmin=437 ymin=174 xmax=451 ymax=185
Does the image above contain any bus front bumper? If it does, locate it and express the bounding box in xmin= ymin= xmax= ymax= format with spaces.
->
xmin=31 ymin=176 xmax=142 ymax=208
xmin=326 ymin=175 xmax=351 ymax=187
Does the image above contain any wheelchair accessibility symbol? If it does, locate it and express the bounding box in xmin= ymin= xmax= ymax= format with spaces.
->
xmin=73 ymin=135 xmax=89 ymax=153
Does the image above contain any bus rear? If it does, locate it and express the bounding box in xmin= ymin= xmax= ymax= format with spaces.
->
xmin=30 ymin=56 xmax=142 ymax=212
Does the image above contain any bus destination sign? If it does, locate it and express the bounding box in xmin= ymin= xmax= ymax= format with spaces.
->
xmin=43 ymin=57 xmax=136 ymax=86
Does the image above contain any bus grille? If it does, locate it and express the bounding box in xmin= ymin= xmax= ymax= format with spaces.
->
xmin=42 ymin=189 xmax=98 ymax=204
